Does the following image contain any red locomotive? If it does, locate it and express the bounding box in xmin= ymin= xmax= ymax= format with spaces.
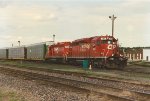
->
xmin=46 ymin=35 xmax=127 ymax=69
xmin=46 ymin=42 xmax=71 ymax=62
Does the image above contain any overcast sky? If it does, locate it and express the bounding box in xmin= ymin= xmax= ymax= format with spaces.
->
xmin=0 ymin=0 xmax=150 ymax=48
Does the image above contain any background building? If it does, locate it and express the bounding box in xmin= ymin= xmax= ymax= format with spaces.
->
xmin=120 ymin=47 xmax=143 ymax=61
xmin=143 ymin=47 xmax=150 ymax=61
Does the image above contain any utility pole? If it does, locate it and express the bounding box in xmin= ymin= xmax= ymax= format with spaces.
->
xmin=109 ymin=14 xmax=117 ymax=37
xmin=53 ymin=34 xmax=55 ymax=42
xmin=18 ymin=41 xmax=20 ymax=46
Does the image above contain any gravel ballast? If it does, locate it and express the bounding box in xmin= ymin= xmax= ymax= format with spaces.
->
xmin=0 ymin=65 xmax=150 ymax=101
xmin=0 ymin=72 xmax=104 ymax=101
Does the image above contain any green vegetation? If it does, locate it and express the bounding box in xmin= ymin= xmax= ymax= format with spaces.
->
xmin=0 ymin=60 xmax=150 ymax=84
xmin=129 ymin=61 xmax=150 ymax=67
xmin=0 ymin=90 xmax=25 ymax=101
xmin=0 ymin=60 xmax=84 ymax=72
xmin=0 ymin=60 xmax=88 ymax=75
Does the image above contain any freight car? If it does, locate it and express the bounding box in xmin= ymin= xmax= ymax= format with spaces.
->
xmin=26 ymin=43 xmax=46 ymax=60
xmin=0 ymin=48 xmax=8 ymax=59
xmin=8 ymin=46 xmax=26 ymax=59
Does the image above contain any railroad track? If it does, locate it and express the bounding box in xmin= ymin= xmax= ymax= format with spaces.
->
xmin=124 ymin=68 xmax=150 ymax=75
xmin=0 ymin=66 xmax=150 ymax=101
xmin=123 ymin=64 xmax=150 ymax=74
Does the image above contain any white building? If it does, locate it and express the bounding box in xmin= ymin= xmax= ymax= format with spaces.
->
xmin=143 ymin=48 xmax=150 ymax=61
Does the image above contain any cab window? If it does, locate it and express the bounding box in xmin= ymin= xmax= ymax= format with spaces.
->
xmin=96 ymin=41 xmax=100 ymax=45
xmin=101 ymin=40 xmax=112 ymax=44
xmin=108 ymin=40 xmax=112 ymax=44
xmin=101 ymin=40 xmax=107 ymax=44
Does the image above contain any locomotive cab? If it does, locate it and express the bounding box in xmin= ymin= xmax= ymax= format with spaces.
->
xmin=91 ymin=36 xmax=119 ymax=58
xmin=91 ymin=35 xmax=127 ymax=69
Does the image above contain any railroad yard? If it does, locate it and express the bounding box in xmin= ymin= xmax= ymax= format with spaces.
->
xmin=0 ymin=60 xmax=149 ymax=101
xmin=1 ymin=0 xmax=150 ymax=101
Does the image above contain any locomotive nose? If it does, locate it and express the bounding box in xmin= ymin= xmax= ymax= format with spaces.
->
xmin=107 ymin=44 xmax=112 ymax=50
xmin=107 ymin=44 xmax=116 ymax=50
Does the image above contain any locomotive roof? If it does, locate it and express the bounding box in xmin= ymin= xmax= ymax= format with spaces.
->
xmin=92 ymin=35 xmax=117 ymax=41
xmin=50 ymin=42 xmax=71 ymax=47
xmin=72 ymin=35 xmax=117 ymax=43
xmin=72 ymin=36 xmax=97 ymax=43
xmin=56 ymin=42 xmax=71 ymax=44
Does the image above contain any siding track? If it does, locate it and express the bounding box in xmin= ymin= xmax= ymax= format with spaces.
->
xmin=0 ymin=66 xmax=150 ymax=101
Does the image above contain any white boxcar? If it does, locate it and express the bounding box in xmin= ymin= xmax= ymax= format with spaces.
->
xmin=143 ymin=48 xmax=150 ymax=61
xmin=0 ymin=49 xmax=8 ymax=59
xmin=8 ymin=46 xmax=26 ymax=59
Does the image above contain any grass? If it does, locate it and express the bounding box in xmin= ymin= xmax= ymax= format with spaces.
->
xmin=0 ymin=60 xmax=111 ymax=75
xmin=129 ymin=61 xmax=150 ymax=67
xmin=0 ymin=60 xmax=116 ymax=77
xmin=0 ymin=90 xmax=25 ymax=101
xmin=0 ymin=60 xmax=85 ymax=73
xmin=0 ymin=60 xmax=92 ymax=76
xmin=0 ymin=60 xmax=150 ymax=84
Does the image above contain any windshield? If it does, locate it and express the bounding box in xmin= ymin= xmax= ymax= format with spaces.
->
xmin=101 ymin=40 xmax=112 ymax=44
